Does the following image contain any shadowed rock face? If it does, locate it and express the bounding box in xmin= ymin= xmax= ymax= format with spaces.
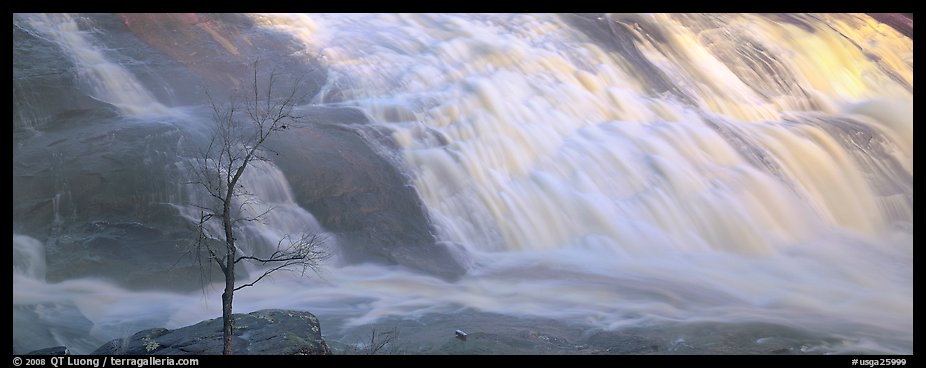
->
xmin=92 ymin=309 xmax=330 ymax=355
xmin=12 ymin=120 xmax=215 ymax=290
xmin=268 ymin=110 xmax=467 ymax=280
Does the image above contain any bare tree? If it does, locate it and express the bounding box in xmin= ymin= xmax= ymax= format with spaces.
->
xmin=187 ymin=60 xmax=327 ymax=355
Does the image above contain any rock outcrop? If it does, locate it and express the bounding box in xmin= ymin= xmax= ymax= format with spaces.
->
xmin=92 ymin=310 xmax=330 ymax=355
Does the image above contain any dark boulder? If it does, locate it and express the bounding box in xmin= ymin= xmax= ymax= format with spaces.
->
xmin=268 ymin=117 xmax=467 ymax=280
xmin=92 ymin=310 xmax=330 ymax=355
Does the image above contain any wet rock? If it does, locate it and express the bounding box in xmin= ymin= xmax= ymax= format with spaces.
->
xmin=268 ymin=120 xmax=467 ymax=280
xmin=93 ymin=309 xmax=330 ymax=355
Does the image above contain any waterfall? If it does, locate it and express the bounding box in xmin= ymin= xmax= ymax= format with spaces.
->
xmin=17 ymin=13 xmax=170 ymax=117
xmin=13 ymin=13 xmax=913 ymax=354
xmin=252 ymin=12 xmax=912 ymax=351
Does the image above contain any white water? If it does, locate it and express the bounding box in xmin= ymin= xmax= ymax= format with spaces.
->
xmin=17 ymin=13 xmax=170 ymax=117
xmin=250 ymin=13 xmax=913 ymax=352
xmin=12 ymin=13 xmax=913 ymax=354
xmin=176 ymin=159 xmax=333 ymax=274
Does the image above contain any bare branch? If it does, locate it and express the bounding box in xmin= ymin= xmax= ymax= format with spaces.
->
xmin=232 ymin=263 xmax=287 ymax=291
xmin=233 ymin=233 xmax=328 ymax=290
xmin=234 ymin=234 xmax=328 ymax=266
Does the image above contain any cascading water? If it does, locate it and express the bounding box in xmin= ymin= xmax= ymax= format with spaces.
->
xmin=251 ymin=13 xmax=913 ymax=352
xmin=13 ymin=13 xmax=912 ymax=354
xmin=175 ymin=158 xmax=333 ymax=274
xmin=16 ymin=13 xmax=170 ymax=117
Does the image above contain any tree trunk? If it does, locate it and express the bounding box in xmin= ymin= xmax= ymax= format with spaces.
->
xmin=221 ymin=287 xmax=234 ymax=355
xmin=222 ymin=201 xmax=236 ymax=355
